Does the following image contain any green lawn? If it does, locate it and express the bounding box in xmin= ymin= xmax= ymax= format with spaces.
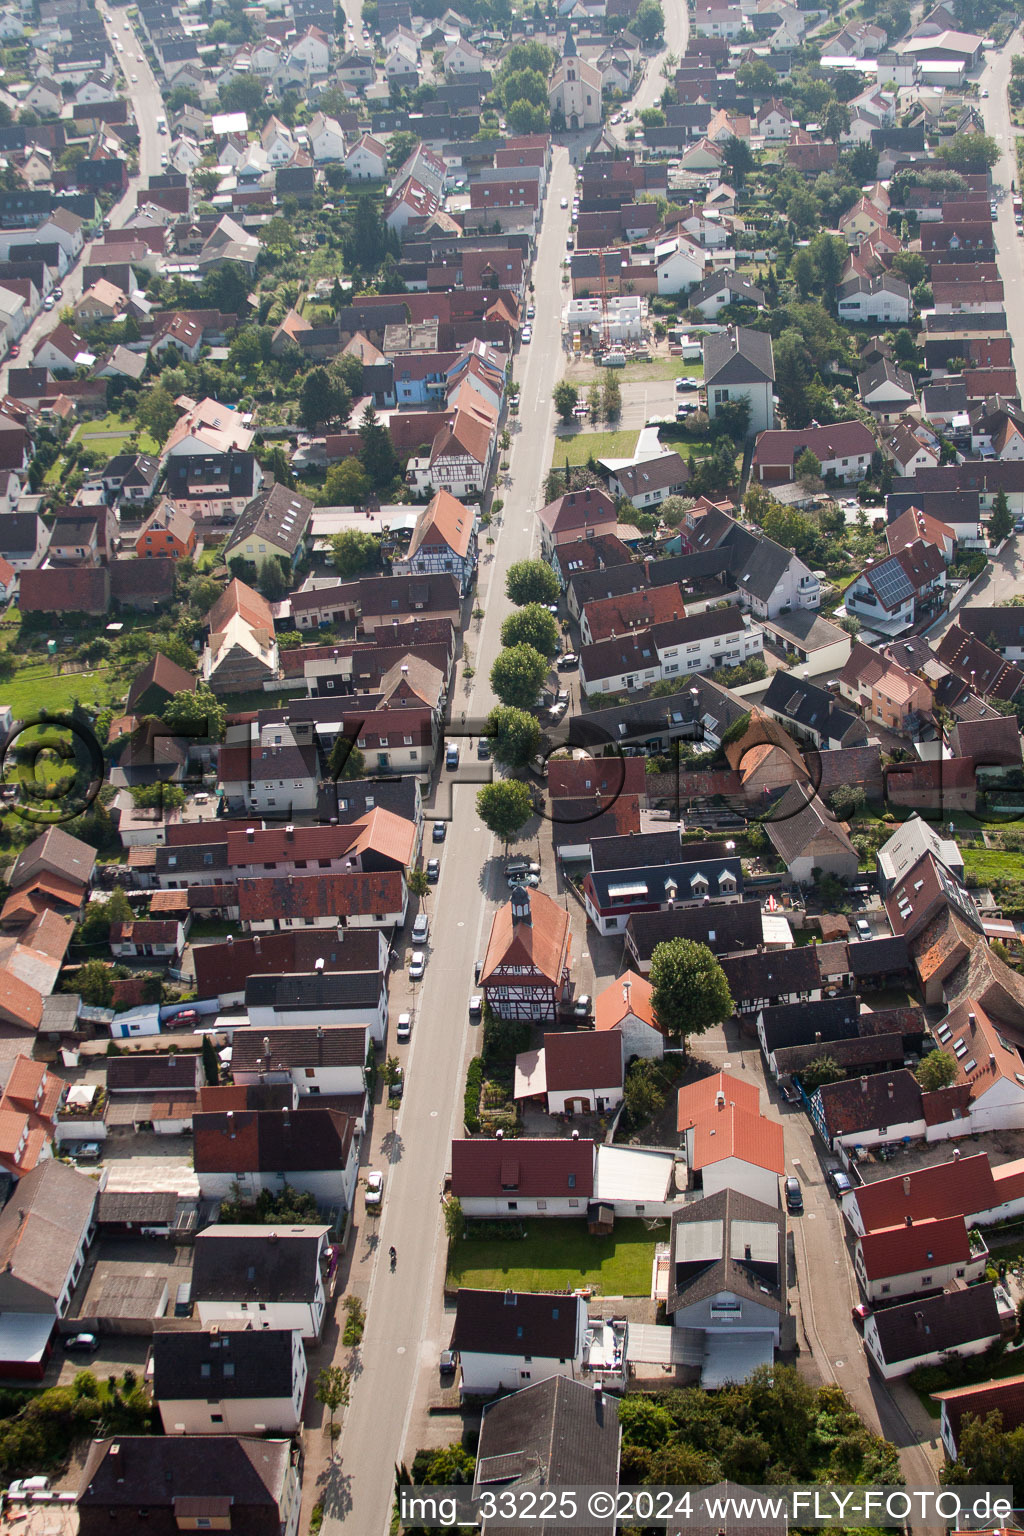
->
xmin=571 ymin=358 xmax=704 ymax=384
xmin=550 ymin=429 xmax=639 ymax=468
xmin=962 ymin=846 xmax=1020 ymax=886
xmin=0 ymin=662 xmax=119 ymax=718
xmin=447 ymin=1217 xmax=663 ymax=1295
xmin=72 ymin=416 xmax=160 ymax=457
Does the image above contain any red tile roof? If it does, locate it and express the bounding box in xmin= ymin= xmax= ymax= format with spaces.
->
xmin=542 ymin=1031 xmax=623 ymax=1092
xmin=676 ymin=1070 xmax=759 ymax=1133
xmin=237 ymin=870 xmax=404 ymax=923
xmin=480 ymin=889 xmax=572 ymax=989
xmin=450 ymin=1136 xmax=595 ymax=1199
xmin=691 ymin=1103 xmax=785 ymax=1174
xmin=857 ymin=1212 xmax=972 ymax=1281
xmin=547 ymin=757 xmax=647 ymax=801
xmin=852 ymin=1150 xmax=1024 ymax=1233
xmin=594 ymin=970 xmax=657 ymax=1034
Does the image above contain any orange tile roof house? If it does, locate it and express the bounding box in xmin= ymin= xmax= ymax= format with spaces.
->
xmin=853 ymin=1212 xmax=986 ymax=1306
xmin=1 ymin=827 xmax=94 ymax=931
xmin=202 ymin=578 xmax=279 ymax=695
xmin=390 ymin=487 xmax=478 ymax=594
xmin=0 ymin=1055 xmax=64 ymax=1175
xmin=514 ymin=1030 xmax=624 ymax=1116
xmin=238 ymin=870 xmax=407 ymax=932
xmin=838 ymin=640 xmax=933 ymax=731
xmin=676 ymin=1070 xmax=783 ymax=1206
xmin=480 ymin=885 xmax=573 ymax=1024
xmin=580 ymin=582 xmax=688 ymax=646
xmin=593 ymin=970 xmax=665 ymax=1059
xmin=845 ymin=1149 xmax=1024 ymax=1237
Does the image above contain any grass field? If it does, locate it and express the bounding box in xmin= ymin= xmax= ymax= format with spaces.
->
xmin=961 ymin=846 xmax=1020 ymax=886
xmin=569 ymin=358 xmax=704 ymax=385
xmin=1 ymin=662 xmax=119 ymax=718
xmin=72 ymin=415 xmax=160 ymax=457
xmin=550 ymin=429 xmax=639 ymax=468
xmin=446 ymin=1218 xmax=663 ymax=1295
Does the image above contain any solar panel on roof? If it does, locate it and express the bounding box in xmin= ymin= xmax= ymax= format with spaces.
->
xmin=730 ymin=1220 xmax=777 ymax=1263
xmin=675 ymin=1218 xmax=724 ymax=1263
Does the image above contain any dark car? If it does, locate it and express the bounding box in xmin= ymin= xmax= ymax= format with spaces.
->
xmin=166 ymin=1007 xmax=200 ymax=1029
xmin=852 ymin=1303 xmax=871 ymax=1330
xmin=477 ymin=738 xmax=491 ymax=760
xmin=784 ymin=1176 xmax=803 ymax=1214
xmin=826 ymin=1166 xmax=853 ymax=1197
xmin=432 ymin=821 xmax=447 ymax=843
xmin=439 ymin=1348 xmax=458 ymax=1376
xmin=426 ymin=858 xmax=440 ymax=883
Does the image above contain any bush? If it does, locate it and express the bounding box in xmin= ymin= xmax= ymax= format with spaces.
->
xmin=342 ymin=1295 xmax=365 ymax=1347
xmin=464 ymin=1057 xmax=484 ymax=1133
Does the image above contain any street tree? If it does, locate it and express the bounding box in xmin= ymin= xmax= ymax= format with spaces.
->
xmin=602 ymin=373 xmax=622 ymax=421
xmin=490 ymin=643 xmax=548 ymax=710
xmin=476 ymin=779 xmax=534 ymax=848
xmin=485 ymin=705 xmax=541 ymax=769
xmin=505 ymin=559 xmax=560 ymax=606
xmin=552 ymin=381 xmax=579 ymax=423
xmin=633 ymin=0 xmax=664 ymax=41
xmin=406 ymin=867 xmax=429 ymax=899
xmin=315 ymin=1365 xmax=351 ymax=1436
xmin=649 ymin=938 xmax=733 ymax=1042
xmin=500 ymin=603 xmax=560 ymax=658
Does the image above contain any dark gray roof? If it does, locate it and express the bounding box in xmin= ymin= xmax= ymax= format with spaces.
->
xmin=773 ymin=1032 xmax=904 ymax=1078
xmin=106 ymin=1054 xmax=199 ymax=1092
xmin=77 ymin=1435 xmax=291 ymax=1525
xmin=191 ymin=1224 xmax=328 ymax=1303
xmin=703 ymin=326 xmax=775 ymax=386
xmin=587 ymin=856 xmax=743 ymax=909
xmin=474 ymin=1377 xmax=620 ymax=1531
xmin=152 ymin=1326 xmax=296 ymax=1402
xmin=225 ymin=482 xmax=313 ymax=559
xmin=95 ymin=1190 xmax=180 ymax=1225
xmin=720 ymin=946 xmax=827 ymax=1005
xmin=243 ymin=971 xmax=382 ymax=1011
xmin=848 ymin=935 xmax=911 ymax=978
xmin=580 ymin=675 xmax=746 ymax=748
xmin=869 ymin=1286 xmax=1001 ymax=1365
xmin=815 ymin=1068 xmax=923 ymax=1140
xmin=453 ymin=1289 xmax=582 ymax=1358
xmin=668 ymin=1187 xmax=784 ymax=1316
xmin=231 ymin=1024 xmax=368 ymax=1069
xmin=764 ymin=784 xmax=857 ymax=865
xmin=626 ymin=901 xmax=764 ymax=963
xmin=758 ymin=995 xmax=860 ymax=1053
xmin=762 ymin=671 xmax=867 ymax=747
xmin=590 ymin=829 xmax=685 ymax=870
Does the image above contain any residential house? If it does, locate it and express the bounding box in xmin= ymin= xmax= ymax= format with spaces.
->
xmin=764 ymin=784 xmax=859 ymax=886
xmin=193 ymin=1107 xmax=359 ymax=1213
xmin=152 ymin=1325 xmax=307 ymax=1437
xmin=0 ymin=1159 xmax=96 ymax=1377
xmin=345 ymin=134 xmax=388 ymax=180
xmin=703 ymin=326 xmax=775 ymax=436
xmin=201 ymin=579 xmax=279 ymax=695
xmin=844 ymin=542 xmax=946 ymax=636
xmin=854 ymin=1214 xmax=988 ymax=1307
xmin=452 ymin=1288 xmax=595 ymax=1397
xmin=593 ymin=971 xmax=665 ymax=1059
xmin=761 ymin=671 xmax=867 ymax=750
xmin=481 ymin=886 xmax=573 ymax=1023
xmin=473 ymin=1377 xmax=621 ymax=1521
xmin=236 ymin=870 xmax=407 ymax=933
xmin=721 ymin=946 xmax=822 ymax=1015
xmin=134 ymin=500 xmax=196 ymax=562
xmin=752 ymin=421 xmax=876 ymax=486
xmin=933 ymin=1374 xmax=1024 ymax=1461
xmin=810 ymin=1069 xmax=925 ymax=1151
xmin=689 ymin=272 xmax=765 ymax=319
xmin=857 ymin=359 xmax=917 ymax=421
xmin=224 ymin=484 xmax=313 ymax=572
xmin=666 ymin=1189 xmax=786 ymax=1386
xmin=514 ymin=1031 xmax=624 ymax=1117
xmin=389 ymin=487 xmax=476 ymax=595
xmin=191 ymin=1223 xmax=332 ymax=1340
xmin=676 ymin=1070 xmax=784 ymax=1205
xmin=876 ymin=816 xmax=965 ymax=895
xmin=231 ymin=1020 xmax=371 ymax=1088
xmin=863 ymin=1286 xmax=1002 ymax=1380
xmin=606 ymin=451 xmax=690 ymax=510
xmin=75 ymin=1435 xmax=301 ymax=1536
xmin=839 ymin=641 xmax=933 ymax=731
xmin=536 ymin=486 xmax=619 ymax=559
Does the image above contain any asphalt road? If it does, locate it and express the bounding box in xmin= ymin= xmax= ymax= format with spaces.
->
xmin=321 ymin=149 xmax=582 ymax=1535
xmin=0 ymin=3 xmax=164 ymax=397
xmin=981 ymin=31 xmax=1024 ymax=367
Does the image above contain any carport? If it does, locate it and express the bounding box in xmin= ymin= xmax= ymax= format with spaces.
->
xmin=700 ymin=1330 xmax=775 ymax=1388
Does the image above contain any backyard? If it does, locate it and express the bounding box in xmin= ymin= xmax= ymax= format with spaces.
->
xmin=550 ymin=429 xmax=639 ymax=468
xmin=568 ymin=358 xmax=704 ymax=385
xmin=446 ymin=1217 xmax=662 ymax=1295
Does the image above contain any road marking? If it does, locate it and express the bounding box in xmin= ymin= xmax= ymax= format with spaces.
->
xmin=430 ymin=1111 xmax=438 ymax=1118
xmin=397 ymin=1346 xmax=406 ymax=1354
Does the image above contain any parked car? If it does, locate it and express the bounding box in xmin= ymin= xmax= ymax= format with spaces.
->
xmin=390 ymin=1065 xmax=404 ymax=1099
xmin=506 ymin=858 xmax=540 ymax=877
xmin=557 ymin=652 xmax=579 ymax=670
xmin=365 ymin=1170 xmax=384 ymax=1208
xmin=526 ymin=304 xmax=535 ymax=319
xmin=675 ymin=378 xmax=698 ymax=393
xmin=411 ymin=913 xmax=429 ymax=945
xmin=166 ymin=1007 xmax=200 ymax=1029
xmin=573 ymin=993 xmax=592 ymax=1017
xmin=854 ymin=917 xmax=872 ymax=941
xmin=397 ymin=1012 xmax=411 ymax=1042
xmin=7 ymin=343 xmax=18 ymax=358
xmin=71 ymin=1142 xmax=102 ymax=1163
xmin=560 ymin=195 xmax=568 ymax=207
xmin=469 ymin=995 xmax=482 ymax=1019
xmin=826 ymin=1166 xmax=853 ymax=1197
xmin=43 ymin=295 xmax=55 ymax=310
xmin=439 ymin=1348 xmax=458 ymax=1376
xmin=547 ymin=699 xmax=567 ymax=721
xmin=445 ymin=744 xmax=460 ymax=769
xmin=784 ymin=1176 xmax=803 ymax=1214
xmin=522 ymin=325 xmax=533 ymax=343
xmin=852 ymin=1302 xmax=871 ymax=1329
xmin=507 ymin=871 xmax=541 ymax=889
xmin=409 ymin=950 xmax=425 ymax=980
xmin=426 ymin=858 xmax=440 ymax=883
xmin=432 ymin=821 xmax=447 ymax=843
xmin=64 ymin=1333 xmax=98 ymax=1352
xmin=8 ymin=1477 xmax=51 ymax=1497
xmin=477 ymin=737 xmax=491 ymax=759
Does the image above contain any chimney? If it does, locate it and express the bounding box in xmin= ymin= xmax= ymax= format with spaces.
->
xmin=496 ymin=1128 xmax=504 ymax=1139
xmin=989 ymin=1053 xmax=996 ymax=1070
xmin=903 ymin=1176 xmax=911 ymax=1196
xmin=315 ymin=957 xmax=324 ymax=971
xmin=572 ymin=1128 xmax=580 ymax=1140
xmin=905 ymin=1214 xmax=912 ymax=1227
xmin=887 ymin=1081 xmax=894 ymax=1100
xmin=317 ymin=1024 xmax=324 ymax=1039
xmin=246 ymin=827 xmax=255 ymax=842
xmin=861 ymin=1078 xmax=868 ymax=1093
xmin=914 ymin=1310 xmax=925 ymax=1329
xmin=263 ymin=1036 xmax=270 ymax=1058
xmin=715 ymin=1089 xmax=726 ymax=1110
xmin=286 ymin=825 xmax=295 ymax=840
xmin=268 ymin=1230 xmax=278 ymax=1242
xmin=952 ymin=1147 xmax=961 ymax=1160
xmin=969 ymin=1012 xmax=976 ymax=1031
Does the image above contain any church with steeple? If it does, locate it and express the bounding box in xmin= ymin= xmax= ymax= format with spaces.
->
xmin=548 ymin=28 xmax=603 ymax=131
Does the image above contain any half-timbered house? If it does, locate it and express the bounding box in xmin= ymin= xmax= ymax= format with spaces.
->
xmin=480 ymin=885 xmax=573 ymax=1023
